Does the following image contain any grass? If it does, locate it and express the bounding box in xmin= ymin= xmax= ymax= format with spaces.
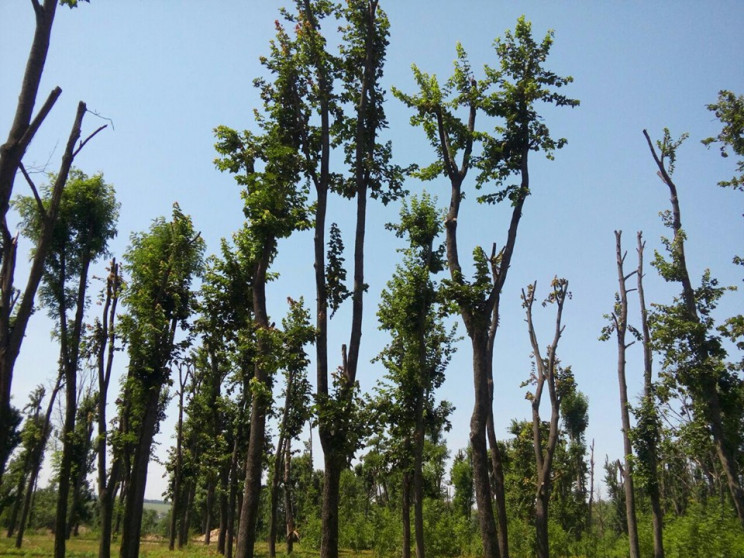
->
xmin=0 ymin=533 xmax=371 ymax=558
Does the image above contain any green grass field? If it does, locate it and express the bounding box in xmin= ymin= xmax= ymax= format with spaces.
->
xmin=0 ymin=533 xmax=369 ymax=558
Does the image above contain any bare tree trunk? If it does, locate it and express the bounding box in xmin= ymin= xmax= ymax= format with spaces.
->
xmin=169 ymin=364 xmax=189 ymax=551
xmin=402 ymin=472 xmax=412 ymax=558
xmin=226 ymin=434 xmax=240 ymax=558
xmin=612 ymin=231 xmax=640 ymax=558
xmin=268 ymin=435 xmax=285 ymax=558
xmin=523 ymin=280 xmax=569 ymax=558
xmin=283 ymin=440 xmax=295 ymax=555
xmin=204 ymin=481 xmax=215 ymax=544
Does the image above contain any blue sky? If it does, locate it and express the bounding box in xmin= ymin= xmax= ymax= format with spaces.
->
xmin=1 ymin=2 xmax=742 ymax=500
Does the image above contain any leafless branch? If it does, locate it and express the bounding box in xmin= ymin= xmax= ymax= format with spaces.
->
xmin=18 ymin=162 xmax=45 ymax=218
xmin=73 ymin=124 xmax=107 ymax=157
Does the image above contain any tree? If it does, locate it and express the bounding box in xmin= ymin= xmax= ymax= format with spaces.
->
xmin=258 ymin=4 xmax=404 ymax=558
xmin=88 ymin=258 xmax=122 ymax=558
xmin=214 ymin=11 xmax=314 ymax=553
xmin=374 ymin=192 xmax=456 ymax=558
xmin=394 ymin=18 xmax=578 ymax=558
xmin=5 ymin=379 xmax=61 ymax=548
xmin=599 ymin=231 xmax=640 ymax=558
xmin=0 ymin=1 xmax=102 ymax=478
xmin=702 ymin=90 xmax=744 ymax=191
xmin=633 ymin=232 xmax=664 ymax=558
xmin=117 ymin=204 xmax=204 ymax=558
xmin=644 ymin=127 xmax=744 ymax=527
xmin=522 ymin=277 xmax=572 ymax=558
xmin=15 ymin=169 xmax=118 ymax=558
xmin=268 ymin=299 xmax=314 ymax=558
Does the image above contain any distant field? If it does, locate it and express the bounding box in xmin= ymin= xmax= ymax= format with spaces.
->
xmin=143 ymin=499 xmax=171 ymax=516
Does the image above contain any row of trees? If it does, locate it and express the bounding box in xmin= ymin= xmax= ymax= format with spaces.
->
xmin=0 ymin=1 xmax=742 ymax=558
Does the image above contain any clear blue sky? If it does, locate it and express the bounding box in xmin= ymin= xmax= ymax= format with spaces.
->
xmin=1 ymin=1 xmax=742 ymax=501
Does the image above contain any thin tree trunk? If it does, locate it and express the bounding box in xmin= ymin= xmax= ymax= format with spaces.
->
xmin=637 ymin=233 xmax=664 ymax=558
xmin=612 ymin=231 xmax=640 ymax=558
xmin=226 ymin=433 xmax=240 ymax=558
xmin=283 ymin=439 xmax=295 ymax=555
xmin=218 ymin=463 xmax=229 ymax=554
xmin=119 ymin=382 xmax=163 ymax=558
xmin=236 ymin=247 xmax=272 ymax=558
xmin=402 ymin=472 xmax=412 ymax=558
xmin=268 ymin=434 xmax=286 ymax=558
xmin=204 ymin=481 xmax=215 ymax=544
xmin=523 ymin=280 xmax=568 ymax=558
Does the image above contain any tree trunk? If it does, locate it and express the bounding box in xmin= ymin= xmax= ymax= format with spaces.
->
xmin=119 ymin=382 xmax=162 ymax=558
xmin=226 ymin=433 xmax=240 ymax=558
xmin=204 ymin=481 xmax=215 ymax=544
xmin=613 ymin=231 xmax=640 ymax=558
xmin=283 ymin=439 xmax=295 ymax=555
xmin=268 ymin=434 xmax=285 ymax=558
xmin=487 ymin=397 xmax=509 ymax=557
xmin=98 ymin=460 xmax=119 ymax=558
xmin=235 ymin=248 xmax=272 ymax=558
xmin=471 ymin=334 xmax=500 ymax=558
xmin=402 ymin=472 xmax=412 ymax=558
xmin=320 ymin=451 xmax=343 ymax=558
xmin=218 ymin=466 xmax=229 ymax=554
xmin=636 ymin=233 xmax=664 ymax=558
xmin=0 ymin=0 xmax=59 ymax=461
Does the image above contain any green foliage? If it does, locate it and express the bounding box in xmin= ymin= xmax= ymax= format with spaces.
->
xmin=326 ymin=222 xmax=350 ymax=318
xmin=702 ymin=90 xmax=744 ymax=190
xmin=120 ymin=203 xmax=204 ymax=384
xmin=15 ymin=169 xmax=119 ymax=323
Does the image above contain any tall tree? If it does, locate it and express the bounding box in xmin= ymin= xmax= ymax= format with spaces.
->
xmin=374 ymin=193 xmax=455 ymax=558
xmin=268 ymin=299 xmax=314 ymax=558
xmin=394 ymin=18 xmax=578 ymax=558
xmin=15 ymin=169 xmax=118 ymax=558
xmin=90 ymin=258 xmax=122 ymax=558
xmin=644 ymin=127 xmax=744 ymax=527
xmin=0 ymin=1 xmax=100 ymax=476
xmin=270 ymin=4 xmax=403 ymax=557
xmin=117 ymin=204 xmax=204 ymax=558
xmin=522 ymin=278 xmax=571 ymax=558
xmin=634 ymin=232 xmax=665 ymax=558
xmin=214 ymin=12 xmax=312 ymax=554
xmin=599 ymin=232 xmax=640 ymax=558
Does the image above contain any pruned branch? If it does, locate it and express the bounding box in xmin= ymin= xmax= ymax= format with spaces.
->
xmin=73 ymin=124 xmax=107 ymax=157
xmin=18 ymin=162 xmax=45 ymax=219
